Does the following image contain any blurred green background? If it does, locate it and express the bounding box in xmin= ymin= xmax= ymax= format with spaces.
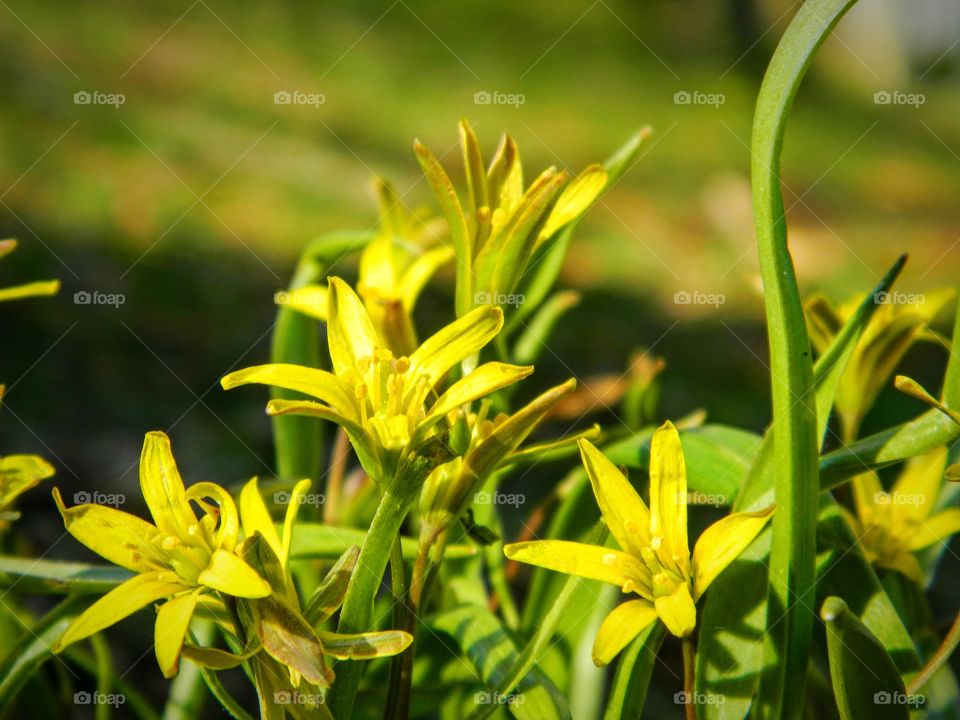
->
xmin=1 ymin=0 xmax=959 ymax=713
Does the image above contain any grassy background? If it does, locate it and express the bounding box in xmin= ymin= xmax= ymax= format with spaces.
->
xmin=1 ymin=1 xmax=959 ymax=714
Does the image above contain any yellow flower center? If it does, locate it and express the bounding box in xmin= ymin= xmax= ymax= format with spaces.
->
xmin=353 ymin=348 xmax=428 ymax=450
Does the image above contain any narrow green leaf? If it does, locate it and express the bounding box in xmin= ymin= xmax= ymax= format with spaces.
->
xmin=431 ymin=605 xmax=570 ymax=720
xmin=0 ymin=556 xmax=133 ymax=594
xmin=303 ymin=546 xmax=359 ymax=625
xmin=602 ymin=622 xmax=665 ymax=720
xmin=822 ymin=596 xmax=912 ymax=720
xmin=288 ymin=524 xmax=475 ymax=562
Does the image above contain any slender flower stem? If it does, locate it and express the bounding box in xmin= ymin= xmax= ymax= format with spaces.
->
xmin=385 ymin=536 xmax=414 ymax=720
xmin=329 ymin=488 xmax=416 ymax=719
xmin=324 ymin=428 xmax=350 ymax=524
xmin=682 ymin=637 xmax=696 ymax=720
xmin=907 ymin=610 xmax=960 ymax=695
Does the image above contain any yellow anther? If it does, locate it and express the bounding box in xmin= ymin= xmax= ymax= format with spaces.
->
xmin=394 ymin=357 xmax=410 ymax=374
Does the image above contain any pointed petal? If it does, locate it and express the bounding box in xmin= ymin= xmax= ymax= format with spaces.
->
xmin=504 ymin=540 xmax=650 ymax=593
xmin=53 ymin=487 xmax=159 ymax=573
xmin=316 ymin=629 xmax=413 ymax=659
xmin=592 ymin=599 xmax=658 ymax=666
xmin=0 ymin=280 xmax=60 ymax=303
xmin=197 ymin=549 xmax=271 ymax=598
xmin=649 ymin=421 xmax=689 ymax=567
xmin=185 ymin=482 xmax=240 ymax=552
xmin=692 ymin=505 xmax=776 ymax=600
xmin=851 ymin=472 xmax=884 ymax=521
xmin=578 ymin=439 xmax=651 ymax=557
xmin=222 ymin=364 xmax=358 ymax=423
xmin=240 ymin=478 xmax=283 ymax=560
xmin=139 ymin=432 xmax=198 ymax=539
xmin=155 ymin=590 xmax=201 ymax=678
xmin=265 ymin=398 xmax=363 ymax=434
xmin=654 ymin=582 xmax=697 ymax=638
xmin=406 ymin=305 xmax=503 ymax=399
xmin=892 ymin=446 xmax=947 ymax=522
xmin=878 ymin=551 xmax=925 ymax=584
xmin=55 ymin=571 xmax=187 ymax=651
xmin=538 ymin=164 xmax=607 ymax=244
xmin=277 ymin=284 xmax=328 ymax=321
xmin=424 ymin=363 xmax=533 ymax=426
xmin=397 ymin=246 xmax=454 ymax=312
xmin=907 ymin=509 xmax=960 ymax=551
xmin=281 ymin=479 xmax=312 ymax=566
xmin=327 ymin=277 xmax=379 ymax=376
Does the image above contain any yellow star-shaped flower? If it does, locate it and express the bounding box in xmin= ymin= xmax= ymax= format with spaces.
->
xmin=52 ymin=432 xmax=271 ymax=678
xmin=505 ymin=422 xmax=775 ymax=664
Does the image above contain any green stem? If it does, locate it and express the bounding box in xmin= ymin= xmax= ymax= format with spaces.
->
xmin=329 ymin=489 xmax=415 ymax=719
xmin=162 ymin=619 xmax=213 ymax=720
xmin=751 ymin=1 xmax=858 ymax=717
xmin=906 ymin=610 xmax=960 ymax=695
xmin=385 ymin=536 xmax=413 ymax=720
xmin=682 ymin=637 xmax=696 ymax=720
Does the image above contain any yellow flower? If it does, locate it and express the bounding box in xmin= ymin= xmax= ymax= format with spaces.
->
xmin=0 ymin=448 xmax=54 ymax=530
xmin=223 ymin=277 xmax=532 ymax=484
xmin=277 ymin=179 xmax=452 ymax=357
xmin=504 ymin=423 xmax=775 ymax=664
xmin=844 ymin=447 xmax=960 ymax=583
xmin=805 ymin=288 xmax=955 ymax=440
xmin=415 ymin=121 xmax=608 ymax=317
xmin=52 ymin=432 xmax=271 ymax=678
xmin=0 ymin=239 xmax=59 ymax=303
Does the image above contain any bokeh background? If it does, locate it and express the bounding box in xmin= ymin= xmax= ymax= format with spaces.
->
xmin=2 ymin=0 xmax=959 ymax=714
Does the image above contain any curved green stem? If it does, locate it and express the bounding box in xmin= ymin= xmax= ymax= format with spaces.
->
xmin=907 ymin=610 xmax=960 ymax=695
xmin=751 ymin=1 xmax=858 ymax=717
xmin=329 ymin=489 xmax=415 ymax=719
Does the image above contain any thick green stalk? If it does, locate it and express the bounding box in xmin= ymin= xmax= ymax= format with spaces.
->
xmin=751 ymin=1 xmax=858 ymax=717
xmin=328 ymin=489 xmax=415 ymax=719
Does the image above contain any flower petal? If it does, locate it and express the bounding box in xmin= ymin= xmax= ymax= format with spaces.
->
xmin=222 ymin=364 xmax=358 ymax=423
xmin=691 ymin=505 xmax=776 ymax=600
xmin=140 ymin=432 xmax=198 ymax=539
xmin=155 ymin=590 xmax=201 ymax=678
xmin=538 ymin=164 xmax=607 ymax=245
xmin=240 ymin=478 xmax=283 ymax=561
xmin=851 ymin=471 xmax=884 ymax=521
xmin=55 ymin=571 xmax=187 ymax=651
xmin=578 ymin=439 xmax=651 ymax=557
xmin=0 ymin=280 xmax=60 ymax=303
xmin=654 ymin=582 xmax=696 ymax=638
xmin=53 ymin=487 xmax=159 ymax=573
xmin=277 ymin=284 xmax=328 ymax=320
xmin=406 ymin=305 xmax=503 ymax=401
xmin=907 ymin=509 xmax=960 ymax=551
xmin=281 ymin=479 xmax=312 ymax=566
xmin=424 ymin=363 xmax=533 ymax=426
xmin=877 ymin=551 xmax=925 ymax=584
xmin=649 ymin=421 xmax=689 ymax=567
xmin=197 ymin=549 xmax=271 ymax=598
xmin=185 ymin=482 xmax=240 ymax=552
xmin=328 ymin=277 xmax=379 ymax=376
xmin=892 ymin=446 xmax=947 ymax=523
xmin=397 ymin=246 xmax=454 ymax=312
xmin=504 ymin=540 xmax=650 ymax=593
xmin=592 ymin=599 xmax=658 ymax=666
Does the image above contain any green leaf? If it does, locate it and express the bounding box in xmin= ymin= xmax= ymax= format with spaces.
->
xmin=0 ymin=595 xmax=92 ymax=708
xmin=751 ymin=3 xmax=861 ymax=715
xmin=822 ymin=596 xmax=912 ymax=720
xmin=431 ymin=605 xmax=570 ymax=720
xmin=287 ymin=524 xmax=475 ymax=562
xmin=0 ymin=556 xmax=133 ymax=594
xmin=271 ymin=231 xmax=373 ymax=482
xmin=302 ymin=546 xmax=359 ymax=626
xmin=602 ymin=622 xmax=665 ymax=720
